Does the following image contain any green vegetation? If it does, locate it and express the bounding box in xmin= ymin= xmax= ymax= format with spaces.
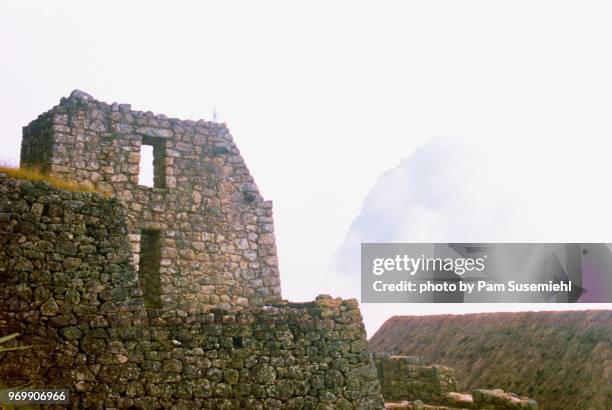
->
xmin=369 ymin=310 xmax=612 ymax=409
xmin=0 ymin=333 xmax=35 ymax=409
xmin=0 ymin=164 xmax=96 ymax=193
xmin=0 ymin=333 xmax=32 ymax=353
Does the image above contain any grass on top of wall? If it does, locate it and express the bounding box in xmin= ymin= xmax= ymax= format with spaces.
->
xmin=0 ymin=164 xmax=97 ymax=193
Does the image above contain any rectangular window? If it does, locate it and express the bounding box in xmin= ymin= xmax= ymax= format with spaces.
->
xmin=138 ymin=230 xmax=162 ymax=309
xmin=140 ymin=136 xmax=166 ymax=188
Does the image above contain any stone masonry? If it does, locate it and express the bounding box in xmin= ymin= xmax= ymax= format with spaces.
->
xmin=374 ymin=355 xmax=457 ymax=405
xmin=0 ymin=90 xmax=385 ymax=410
xmin=21 ymin=90 xmax=281 ymax=312
xmin=375 ymin=355 xmax=538 ymax=410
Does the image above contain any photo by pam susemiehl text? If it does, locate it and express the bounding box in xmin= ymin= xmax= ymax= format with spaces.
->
xmin=372 ymin=279 xmax=573 ymax=293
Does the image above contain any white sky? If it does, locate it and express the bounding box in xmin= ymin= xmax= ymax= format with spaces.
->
xmin=1 ymin=1 xmax=611 ymax=335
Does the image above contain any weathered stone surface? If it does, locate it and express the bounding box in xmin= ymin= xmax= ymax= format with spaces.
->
xmin=472 ymin=389 xmax=538 ymax=410
xmin=1 ymin=89 xmax=385 ymax=409
xmin=21 ymin=90 xmax=282 ymax=312
xmin=444 ymin=392 xmax=478 ymax=409
xmin=375 ymin=355 xmax=457 ymax=405
xmin=369 ymin=312 xmax=610 ymax=410
xmin=375 ymin=355 xmax=538 ymax=410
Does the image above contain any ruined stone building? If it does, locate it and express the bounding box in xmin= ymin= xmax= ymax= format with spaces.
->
xmin=21 ymin=89 xmax=281 ymax=312
xmin=0 ymin=91 xmax=383 ymax=409
xmin=21 ymin=91 xmax=280 ymax=311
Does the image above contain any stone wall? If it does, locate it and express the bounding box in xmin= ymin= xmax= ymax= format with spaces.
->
xmin=21 ymin=90 xmax=281 ymax=312
xmin=0 ymin=173 xmax=141 ymax=321
xmin=20 ymin=110 xmax=54 ymax=174
xmin=369 ymin=312 xmax=611 ymax=410
xmin=0 ymin=174 xmax=384 ymax=409
xmin=374 ymin=355 xmax=457 ymax=404
xmin=375 ymin=355 xmax=538 ymax=410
